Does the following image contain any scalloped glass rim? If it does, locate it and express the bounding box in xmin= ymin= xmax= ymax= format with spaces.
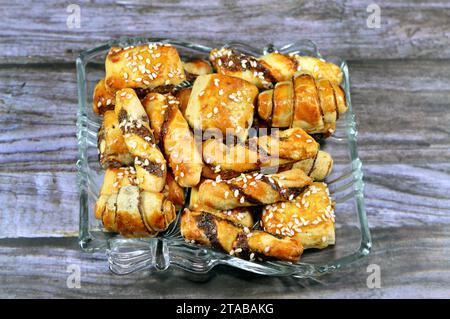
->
xmin=76 ymin=37 xmax=371 ymax=277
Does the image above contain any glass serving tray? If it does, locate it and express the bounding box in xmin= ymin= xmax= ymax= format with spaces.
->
xmin=76 ymin=37 xmax=371 ymax=277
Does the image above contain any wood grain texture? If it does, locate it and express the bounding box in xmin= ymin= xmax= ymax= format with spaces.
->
xmin=1 ymin=0 xmax=450 ymax=63
xmin=1 ymin=226 xmax=449 ymax=298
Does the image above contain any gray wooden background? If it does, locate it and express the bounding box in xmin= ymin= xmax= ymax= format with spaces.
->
xmin=1 ymin=0 xmax=449 ymax=298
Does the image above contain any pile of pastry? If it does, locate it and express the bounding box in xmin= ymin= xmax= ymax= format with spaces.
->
xmin=93 ymin=42 xmax=347 ymax=262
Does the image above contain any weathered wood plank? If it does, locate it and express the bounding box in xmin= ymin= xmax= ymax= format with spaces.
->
xmin=1 ymin=0 xmax=450 ymax=63
xmin=0 ymin=60 xmax=449 ymax=237
xmin=1 ymin=226 xmax=449 ymax=298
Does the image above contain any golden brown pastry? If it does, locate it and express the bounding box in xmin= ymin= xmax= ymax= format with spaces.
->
xmin=94 ymin=167 xmax=137 ymax=220
xmin=160 ymin=94 xmax=203 ymax=187
xmin=185 ymin=74 xmax=258 ymax=141
xmin=210 ymin=48 xmax=274 ymax=89
xmin=293 ymin=150 xmax=333 ymax=181
xmin=261 ymin=182 xmax=335 ymax=249
xmin=98 ymin=110 xmax=133 ymax=168
xmin=141 ymin=92 xmax=167 ymax=144
xmin=114 ymin=185 xmax=176 ymax=237
xmin=105 ymin=43 xmax=185 ymax=91
xmin=258 ymin=53 xmax=343 ymax=85
xmin=202 ymin=127 xmax=319 ymax=178
xmin=258 ymin=53 xmax=298 ymax=82
xmin=174 ymin=87 xmax=191 ymax=117
xmin=183 ymin=59 xmax=213 ymax=82
xmin=257 ymin=72 xmax=348 ymax=136
xmin=197 ymin=169 xmax=312 ymax=210
xmin=163 ymin=171 xmax=186 ymax=210
xmin=292 ymin=55 xmax=343 ymax=85
xmin=292 ymin=73 xmax=325 ymax=133
xmin=189 ymin=187 xmax=254 ymax=228
xmin=115 ymin=88 xmax=167 ymax=192
xmin=257 ymin=89 xmax=273 ymax=124
xmin=271 ymin=81 xmax=294 ymax=127
xmin=93 ymin=78 xmax=117 ymax=115
xmin=181 ymin=209 xmax=302 ymax=262
xmin=95 ymin=168 xmax=176 ymax=236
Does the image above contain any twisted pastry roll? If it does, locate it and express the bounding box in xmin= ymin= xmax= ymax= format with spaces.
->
xmin=257 ymin=80 xmax=295 ymax=128
xmin=181 ymin=209 xmax=303 ymax=262
xmin=114 ymin=185 xmax=176 ymax=237
xmin=183 ymin=59 xmax=213 ymax=82
xmin=261 ymin=182 xmax=335 ymax=249
xmin=143 ymin=92 xmax=203 ymax=187
xmin=115 ymin=88 xmax=167 ymax=192
xmin=292 ymin=55 xmax=343 ymax=85
xmin=94 ymin=168 xmax=177 ymax=236
xmin=202 ymin=127 xmax=319 ymax=178
xmin=161 ymin=95 xmax=204 ymax=187
xmin=258 ymin=52 xmax=343 ymax=85
xmin=258 ymin=72 xmax=348 ymax=136
xmin=189 ymin=187 xmax=254 ymax=228
xmin=185 ymin=74 xmax=259 ymax=141
xmin=210 ymin=48 xmax=274 ymax=89
xmin=105 ymin=43 xmax=185 ymax=91
xmin=98 ymin=110 xmax=133 ymax=168
xmin=94 ymin=167 xmax=138 ymax=221
xmin=258 ymin=53 xmax=298 ymax=82
xmin=93 ymin=78 xmax=116 ymax=115
xmin=197 ymin=169 xmax=312 ymax=210
xmin=293 ymin=150 xmax=333 ymax=181
xmin=141 ymin=92 xmax=166 ymax=144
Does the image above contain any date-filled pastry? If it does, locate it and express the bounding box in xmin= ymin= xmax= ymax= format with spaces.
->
xmin=183 ymin=59 xmax=213 ymax=82
xmin=185 ymin=74 xmax=259 ymax=141
xmin=258 ymin=53 xmax=298 ymax=82
xmin=93 ymin=78 xmax=117 ymax=115
xmin=261 ymin=182 xmax=335 ymax=249
xmin=293 ymin=150 xmax=333 ymax=181
xmin=144 ymin=93 xmax=203 ymax=187
xmin=202 ymin=127 xmax=319 ymax=178
xmin=189 ymin=187 xmax=254 ymax=228
xmin=181 ymin=209 xmax=303 ymax=262
xmin=105 ymin=43 xmax=185 ymax=91
xmin=160 ymin=95 xmax=204 ymax=187
xmin=114 ymin=185 xmax=176 ymax=237
xmin=98 ymin=110 xmax=133 ymax=168
xmin=210 ymin=48 xmax=274 ymax=89
xmin=292 ymin=55 xmax=342 ymax=85
xmin=115 ymin=88 xmax=167 ymax=192
xmin=258 ymin=52 xmax=343 ymax=85
xmin=197 ymin=169 xmax=312 ymax=210
xmin=257 ymin=72 xmax=348 ymax=136
xmin=94 ymin=167 xmax=138 ymax=222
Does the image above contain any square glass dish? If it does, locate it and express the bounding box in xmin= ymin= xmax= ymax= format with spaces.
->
xmin=76 ymin=37 xmax=371 ymax=277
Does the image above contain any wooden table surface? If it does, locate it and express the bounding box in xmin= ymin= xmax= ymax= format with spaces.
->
xmin=1 ymin=0 xmax=449 ymax=298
